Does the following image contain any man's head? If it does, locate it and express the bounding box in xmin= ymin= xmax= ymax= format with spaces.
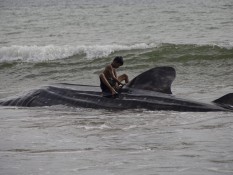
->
xmin=112 ymin=56 xmax=124 ymax=68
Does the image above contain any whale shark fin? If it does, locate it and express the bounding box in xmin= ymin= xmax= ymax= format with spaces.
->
xmin=213 ymin=93 xmax=233 ymax=109
xmin=126 ymin=66 xmax=176 ymax=94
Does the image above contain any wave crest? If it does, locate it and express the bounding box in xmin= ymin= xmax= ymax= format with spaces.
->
xmin=0 ymin=43 xmax=156 ymax=63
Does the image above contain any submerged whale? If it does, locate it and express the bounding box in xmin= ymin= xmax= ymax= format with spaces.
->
xmin=0 ymin=67 xmax=232 ymax=112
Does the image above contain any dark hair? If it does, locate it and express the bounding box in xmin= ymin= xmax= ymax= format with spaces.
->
xmin=113 ymin=56 xmax=124 ymax=65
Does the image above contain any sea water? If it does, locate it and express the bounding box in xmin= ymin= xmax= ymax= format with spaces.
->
xmin=0 ymin=0 xmax=233 ymax=174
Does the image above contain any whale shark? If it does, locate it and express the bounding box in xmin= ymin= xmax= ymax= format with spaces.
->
xmin=0 ymin=67 xmax=232 ymax=112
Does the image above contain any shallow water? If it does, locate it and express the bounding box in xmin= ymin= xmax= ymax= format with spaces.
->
xmin=1 ymin=0 xmax=233 ymax=47
xmin=0 ymin=0 xmax=233 ymax=174
xmin=1 ymin=107 xmax=233 ymax=175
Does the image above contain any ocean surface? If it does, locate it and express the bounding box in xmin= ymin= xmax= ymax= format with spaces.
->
xmin=0 ymin=0 xmax=233 ymax=174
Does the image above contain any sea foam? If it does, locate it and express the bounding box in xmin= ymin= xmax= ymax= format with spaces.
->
xmin=0 ymin=43 xmax=156 ymax=63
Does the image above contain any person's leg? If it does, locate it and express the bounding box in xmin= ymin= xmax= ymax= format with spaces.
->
xmin=117 ymin=74 xmax=129 ymax=84
xmin=99 ymin=73 xmax=117 ymax=95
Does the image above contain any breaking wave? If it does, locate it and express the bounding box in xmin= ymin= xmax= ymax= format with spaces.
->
xmin=0 ymin=43 xmax=156 ymax=63
xmin=0 ymin=43 xmax=232 ymax=63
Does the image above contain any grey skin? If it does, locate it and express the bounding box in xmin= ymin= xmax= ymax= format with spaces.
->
xmin=0 ymin=67 xmax=232 ymax=112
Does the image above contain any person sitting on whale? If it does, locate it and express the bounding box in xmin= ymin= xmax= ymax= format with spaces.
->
xmin=99 ymin=56 xmax=129 ymax=97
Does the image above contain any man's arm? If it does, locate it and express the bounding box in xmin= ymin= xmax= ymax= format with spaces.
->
xmin=108 ymin=66 xmax=123 ymax=85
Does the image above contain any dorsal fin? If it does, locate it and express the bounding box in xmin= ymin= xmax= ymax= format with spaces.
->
xmin=125 ymin=66 xmax=176 ymax=94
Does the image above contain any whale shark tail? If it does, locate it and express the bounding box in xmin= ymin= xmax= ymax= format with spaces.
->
xmin=213 ymin=93 xmax=233 ymax=110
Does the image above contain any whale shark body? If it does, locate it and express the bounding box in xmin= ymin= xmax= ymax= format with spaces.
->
xmin=0 ymin=67 xmax=232 ymax=112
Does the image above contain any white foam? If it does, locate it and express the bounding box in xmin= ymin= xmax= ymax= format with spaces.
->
xmin=0 ymin=45 xmax=79 ymax=62
xmin=0 ymin=43 xmax=157 ymax=63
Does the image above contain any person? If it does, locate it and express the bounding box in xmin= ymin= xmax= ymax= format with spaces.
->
xmin=99 ymin=56 xmax=129 ymax=97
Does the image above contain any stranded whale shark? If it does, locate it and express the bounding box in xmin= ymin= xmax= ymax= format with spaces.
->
xmin=0 ymin=66 xmax=232 ymax=112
